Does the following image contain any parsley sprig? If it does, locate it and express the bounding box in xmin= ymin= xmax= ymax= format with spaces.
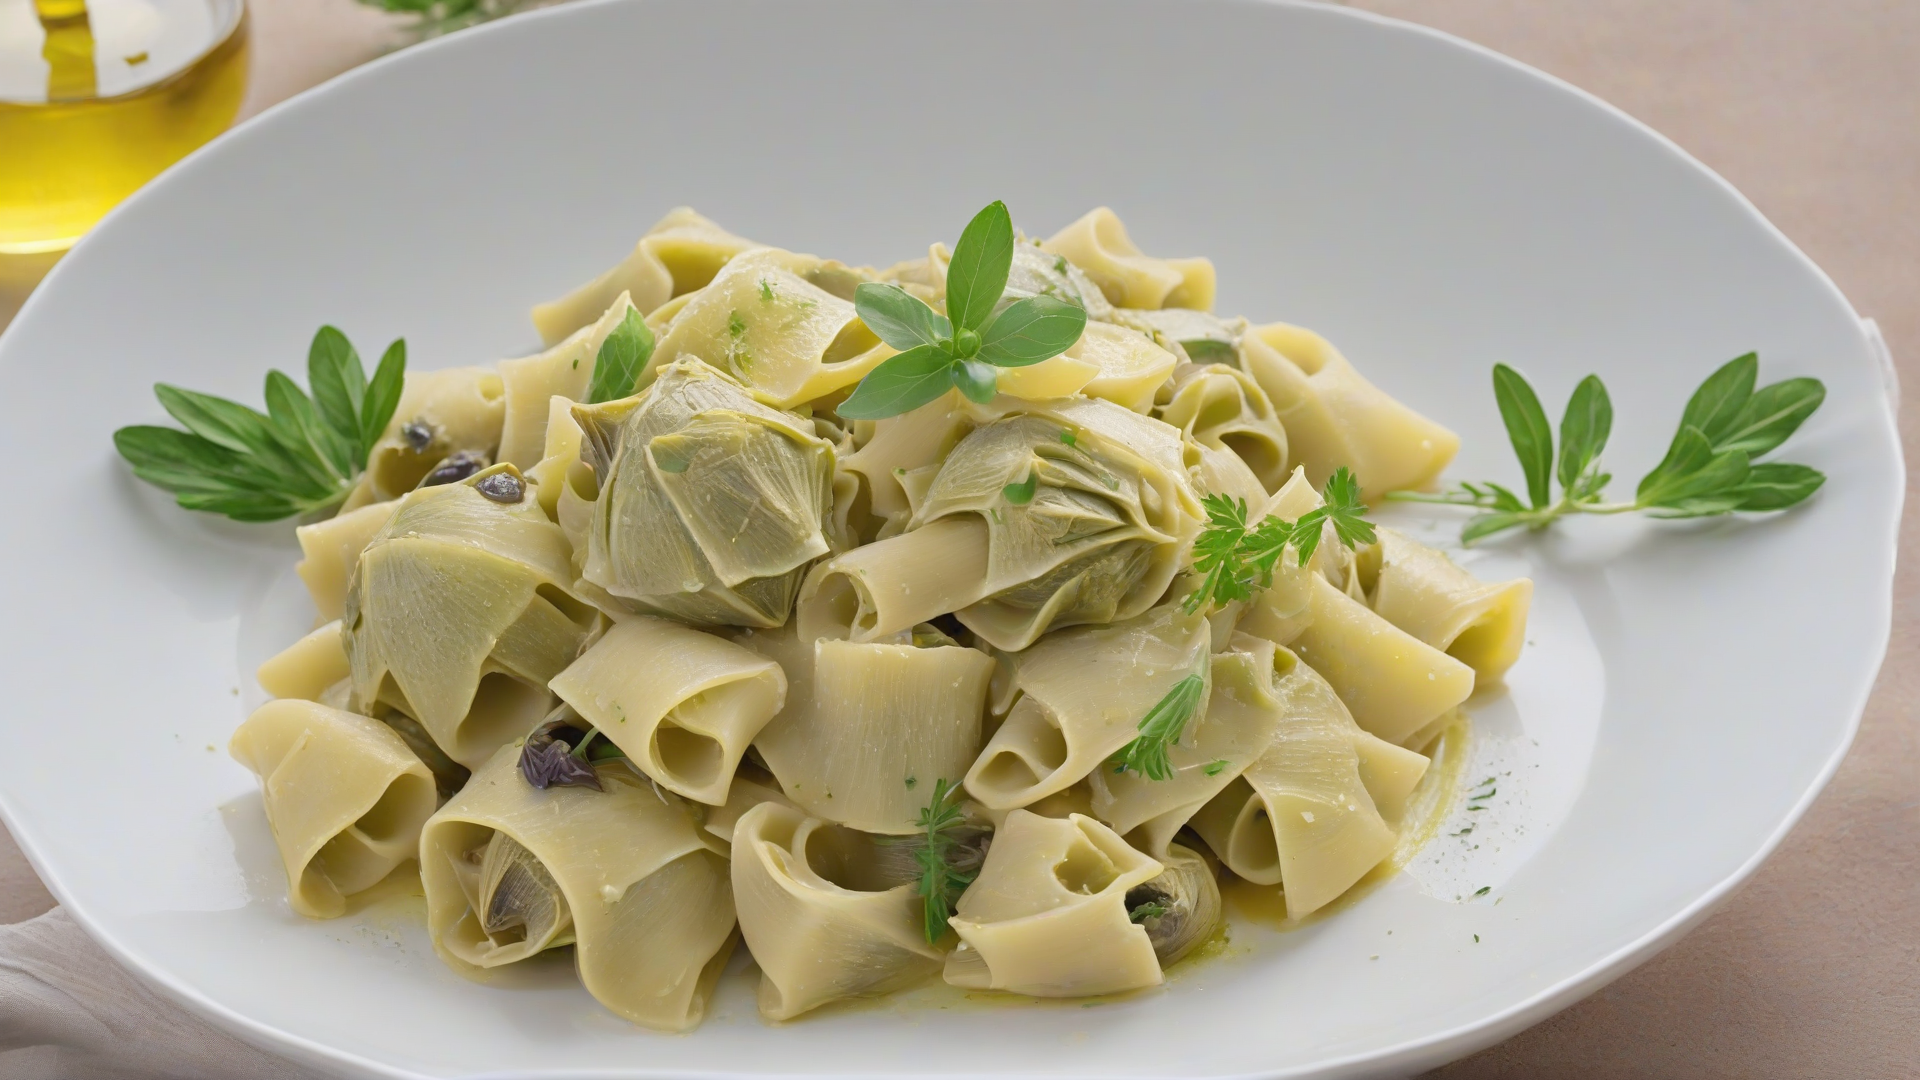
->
xmin=838 ymin=201 xmax=1088 ymax=419
xmin=1111 ymin=672 xmax=1208 ymax=781
xmin=906 ymin=779 xmax=977 ymax=943
xmin=1386 ymin=354 xmax=1826 ymax=543
xmin=113 ymin=326 xmax=406 ymax=522
xmin=1182 ymin=466 xmax=1377 ymax=615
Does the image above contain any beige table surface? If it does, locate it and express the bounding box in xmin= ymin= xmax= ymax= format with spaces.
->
xmin=2 ymin=1 xmax=1915 ymax=1076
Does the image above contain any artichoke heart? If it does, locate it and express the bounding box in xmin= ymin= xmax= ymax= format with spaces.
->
xmin=909 ymin=408 xmax=1198 ymax=650
xmin=573 ymin=360 xmax=835 ymax=628
xmin=476 ymin=830 xmax=576 ymax=954
xmin=1125 ymin=843 xmax=1222 ymax=967
xmin=345 ymin=464 xmax=598 ymax=769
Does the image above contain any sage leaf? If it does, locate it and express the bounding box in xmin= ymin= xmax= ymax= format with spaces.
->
xmin=1556 ymin=374 xmax=1612 ymax=489
xmin=1181 ymin=339 xmax=1237 ymax=364
xmin=976 ymin=294 xmax=1087 ymax=367
xmin=836 ymin=344 xmax=955 ymax=419
xmin=585 ymin=308 xmax=655 ymax=404
xmin=1492 ymin=363 xmax=1554 ymax=508
xmin=854 ymin=282 xmax=951 ymax=351
xmin=1718 ymin=377 xmax=1825 ymax=457
xmin=944 ymin=200 xmax=1014 ymax=333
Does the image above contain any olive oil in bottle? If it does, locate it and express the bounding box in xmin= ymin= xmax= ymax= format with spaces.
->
xmin=0 ymin=0 xmax=249 ymax=255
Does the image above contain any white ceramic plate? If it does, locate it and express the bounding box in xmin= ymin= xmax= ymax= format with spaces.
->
xmin=0 ymin=1 xmax=1899 ymax=1076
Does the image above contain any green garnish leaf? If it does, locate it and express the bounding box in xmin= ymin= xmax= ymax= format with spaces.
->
xmin=837 ymin=344 xmax=955 ymax=419
xmin=1203 ymin=759 xmax=1230 ymax=777
xmin=952 ymin=358 xmax=1000 ymax=404
xmin=116 ymin=325 xmax=411 ymax=522
xmin=1181 ymin=467 xmax=1375 ymax=614
xmin=1111 ymin=673 xmax=1207 ymax=782
xmin=1129 ymin=901 xmax=1170 ymax=923
xmin=836 ymin=201 xmax=1085 ymax=419
xmin=1491 ymin=363 xmax=1553 ymax=508
xmin=1059 ymin=429 xmax=1078 ymax=447
xmin=1181 ymin=339 xmax=1237 ymax=365
xmin=361 ymin=339 xmax=407 ymax=458
xmin=1727 ymin=461 xmax=1826 ymax=511
xmin=854 ymin=282 xmax=951 ymax=351
xmin=975 ymin=294 xmax=1087 ymax=367
xmin=944 ymin=200 xmax=1014 ymax=333
xmin=1386 ymin=353 xmax=1825 ymax=543
xmin=1555 ymin=374 xmax=1612 ymax=490
xmin=1002 ymin=469 xmax=1039 ymax=505
xmin=907 ymin=779 xmax=976 ymax=943
xmin=586 ymin=308 xmax=655 ymax=404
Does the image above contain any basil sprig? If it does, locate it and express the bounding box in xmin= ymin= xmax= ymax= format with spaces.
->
xmin=838 ymin=201 xmax=1088 ymax=419
xmin=113 ymin=326 xmax=406 ymax=522
xmin=1389 ymin=353 xmax=1826 ymax=542
xmin=584 ymin=308 xmax=656 ymax=404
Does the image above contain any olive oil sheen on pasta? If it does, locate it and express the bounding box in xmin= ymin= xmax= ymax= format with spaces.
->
xmin=0 ymin=0 xmax=248 ymax=255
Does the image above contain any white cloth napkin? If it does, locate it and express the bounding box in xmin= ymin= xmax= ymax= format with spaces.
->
xmin=0 ymin=908 xmax=327 ymax=1080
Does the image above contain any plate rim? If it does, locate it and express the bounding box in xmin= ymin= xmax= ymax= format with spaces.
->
xmin=0 ymin=0 xmax=1901 ymax=1076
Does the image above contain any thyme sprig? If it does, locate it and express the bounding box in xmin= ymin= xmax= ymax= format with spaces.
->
xmin=837 ymin=201 xmax=1088 ymax=419
xmin=1386 ymin=354 xmax=1825 ymax=543
xmin=907 ymin=779 xmax=977 ymax=943
xmin=1182 ymin=466 xmax=1376 ymax=615
xmin=113 ymin=326 xmax=406 ymax=522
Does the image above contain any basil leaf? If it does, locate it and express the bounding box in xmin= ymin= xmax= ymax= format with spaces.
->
xmin=1717 ymin=377 xmax=1825 ymax=457
xmin=360 ymin=339 xmax=407 ymax=460
xmin=306 ymin=325 xmax=367 ymax=451
xmin=854 ymin=282 xmax=951 ymax=351
xmin=1678 ymin=352 xmax=1757 ymax=445
xmin=1645 ymin=493 xmax=1746 ymax=519
xmin=976 ymin=295 xmax=1087 ymax=367
xmin=952 ymin=358 xmax=999 ymax=404
xmin=264 ymin=370 xmax=353 ymax=481
xmin=1556 ymin=374 xmax=1612 ymax=489
xmin=1491 ymin=363 xmax=1554 ymax=508
xmin=944 ymin=201 xmax=1014 ymax=333
xmin=836 ymin=344 xmax=955 ymax=419
xmin=1462 ymin=511 xmax=1528 ymax=544
xmin=586 ymin=308 xmax=655 ymax=404
xmin=1728 ymin=462 xmax=1825 ymax=511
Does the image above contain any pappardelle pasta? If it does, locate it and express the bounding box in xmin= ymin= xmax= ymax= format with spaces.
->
xmin=226 ymin=202 xmax=1531 ymax=1030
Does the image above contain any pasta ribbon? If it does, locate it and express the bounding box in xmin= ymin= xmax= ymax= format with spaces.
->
xmin=420 ymin=744 xmax=736 ymax=1031
xmin=732 ymin=802 xmax=943 ymax=1020
xmin=230 ymin=700 xmax=437 ymax=919
xmin=945 ymin=812 xmax=1163 ymax=996
xmin=531 ymin=207 xmax=761 ymax=347
xmin=549 ymin=615 xmax=787 ymax=806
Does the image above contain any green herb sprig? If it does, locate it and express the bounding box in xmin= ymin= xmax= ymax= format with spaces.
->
xmin=1110 ymin=672 xmax=1207 ymax=781
xmin=907 ymin=779 xmax=977 ymax=943
xmin=1387 ymin=354 xmax=1825 ymax=543
xmin=355 ymin=0 xmax=546 ymax=40
xmin=113 ymin=326 xmax=406 ymax=522
xmin=837 ymin=201 xmax=1088 ymax=419
xmin=585 ymin=308 xmax=656 ymax=404
xmin=1183 ymin=466 xmax=1376 ymax=615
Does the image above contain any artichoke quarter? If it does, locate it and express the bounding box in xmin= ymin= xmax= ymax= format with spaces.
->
xmin=908 ymin=398 xmax=1204 ymax=650
xmin=573 ymin=359 xmax=835 ymax=628
xmin=344 ymin=463 xmax=600 ymax=769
